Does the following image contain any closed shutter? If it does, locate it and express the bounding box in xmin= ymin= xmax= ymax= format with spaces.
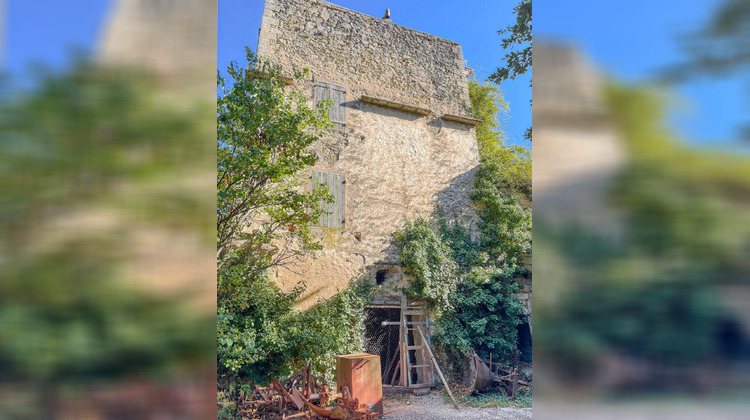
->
xmin=312 ymin=170 xmax=345 ymax=228
xmin=315 ymin=81 xmax=346 ymax=127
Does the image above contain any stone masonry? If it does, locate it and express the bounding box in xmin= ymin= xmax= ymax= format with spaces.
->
xmin=257 ymin=0 xmax=481 ymax=307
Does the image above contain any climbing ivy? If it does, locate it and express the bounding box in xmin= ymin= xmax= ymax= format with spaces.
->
xmin=393 ymin=218 xmax=459 ymax=311
xmin=434 ymin=265 xmax=527 ymax=367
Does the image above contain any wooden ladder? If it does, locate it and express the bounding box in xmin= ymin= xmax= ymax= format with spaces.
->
xmin=402 ymin=302 xmax=434 ymax=388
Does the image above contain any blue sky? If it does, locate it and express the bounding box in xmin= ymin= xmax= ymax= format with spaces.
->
xmin=218 ymin=0 xmax=533 ymax=148
xmin=8 ymin=1 xmax=739 ymax=148
xmin=4 ymin=0 xmax=530 ymax=147
xmin=536 ymin=0 xmax=747 ymax=148
xmin=4 ymin=1 xmax=112 ymax=81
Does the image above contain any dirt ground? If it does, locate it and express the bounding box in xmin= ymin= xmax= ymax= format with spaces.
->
xmin=381 ymin=393 xmax=532 ymax=420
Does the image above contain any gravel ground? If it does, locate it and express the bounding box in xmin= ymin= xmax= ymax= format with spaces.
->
xmin=532 ymin=400 xmax=750 ymax=420
xmin=381 ymin=393 xmax=532 ymax=420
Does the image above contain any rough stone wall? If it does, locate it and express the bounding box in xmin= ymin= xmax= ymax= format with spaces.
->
xmin=98 ymin=0 xmax=216 ymax=99
xmin=257 ymin=0 xmax=471 ymax=116
xmin=259 ymin=0 xmax=480 ymax=306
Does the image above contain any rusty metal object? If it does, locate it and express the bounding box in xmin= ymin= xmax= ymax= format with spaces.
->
xmin=472 ymin=352 xmax=494 ymax=391
xmin=469 ymin=350 xmax=530 ymax=398
xmin=238 ymin=362 xmax=383 ymax=419
xmin=336 ymin=353 xmax=383 ymax=414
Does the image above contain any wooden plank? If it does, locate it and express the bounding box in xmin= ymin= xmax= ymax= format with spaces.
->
xmin=326 ymin=172 xmax=335 ymax=227
xmin=399 ymin=295 xmax=407 ymax=387
xmin=389 ymin=360 xmax=400 ymax=386
xmin=334 ymin=173 xmax=345 ymax=228
xmin=315 ymin=81 xmax=346 ymax=127
xmin=426 ymin=313 xmax=434 ymax=385
xmin=405 ymin=313 xmax=412 ymax=387
xmin=315 ymin=85 xmax=330 ymax=108
xmin=416 ymin=326 xmax=459 ymax=410
xmin=384 ymin=347 xmax=400 ymax=385
xmin=311 ymin=170 xmax=345 ymax=228
xmin=330 ymin=88 xmax=346 ymax=125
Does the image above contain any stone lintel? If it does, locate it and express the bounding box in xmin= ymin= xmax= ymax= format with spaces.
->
xmin=245 ymin=69 xmax=294 ymax=86
xmin=360 ymin=95 xmax=431 ymax=116
xmin=441 ymin=113 xmax=482 ymax=126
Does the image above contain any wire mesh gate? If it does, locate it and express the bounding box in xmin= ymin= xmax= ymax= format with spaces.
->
xmin=363 ymin=299 xmax=434 ymax=389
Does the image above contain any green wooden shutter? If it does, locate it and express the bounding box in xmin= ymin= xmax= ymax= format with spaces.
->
xmin=330 ymin=85 xmax=346 ymax=125
xmin=312 ymin=170 xmax=345 ymax=228
xmin=315 ymin=81 xmax=346 ymax=127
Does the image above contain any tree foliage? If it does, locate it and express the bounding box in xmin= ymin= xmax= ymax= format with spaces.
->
xmin=391 ymin=69 xmax=534 ymax=371
xmin=535 ymin=80 xmax=750 ymax=380
xmin=0 ymin=62 xmax=214 ymax=416
xmin=659 ymin=0 xmax=750 ymax=139
xmin=472 ymin=162 xmax=532 ymax=267
xmin=468 ymin=78 xmax=531 ymax=198
xmin=217 ymin=48 xmax=331 ymax=271
xmin=216 ymin=49 xmax=372 ymax=396
xmin=433 ymin=266 xmax=527 ymax=366
xmin=394 ymin=161 xmax=532 ymax=369
xmin=489 ymin=0 xmax=532 ymax=142
xmin=490 ymin=0 xmax=532 ymax=84
xmin=662 ymin=0 xmax=750 ymax=81
xmin=217 ymin=263 xmax=371 ymax=385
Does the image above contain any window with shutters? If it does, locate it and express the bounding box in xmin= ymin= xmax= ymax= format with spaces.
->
xmin=312 ymin=170 xmax=345 ymax=228
xmin=315 ymin=81 xmax=346 ymax=128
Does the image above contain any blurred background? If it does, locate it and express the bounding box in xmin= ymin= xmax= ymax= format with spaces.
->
xmin=534 ymin=0 xmax=750 ymax=418
xmin=5 ymin=0 xmax=750 ymax=418
xmin=1 ymin=0 xmax=216 ymax=418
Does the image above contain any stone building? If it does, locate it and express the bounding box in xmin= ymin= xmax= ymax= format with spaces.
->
xmin=257 ymin=0 xmax=484 ymax=388
xmin=257 ymin=0 xmax=533 ymax=389
xmin=258 ymin=0 xmax=480 ymax=302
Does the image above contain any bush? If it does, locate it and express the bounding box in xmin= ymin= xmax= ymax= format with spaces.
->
xmin=217 ymin=264 xmax=372 ymax=387
xmin=434 ymin=266 xmax=527 ymax=368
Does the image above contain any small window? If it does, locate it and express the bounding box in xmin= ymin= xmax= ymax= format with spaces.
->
xmin=376 ymin=270 xmax=387 ymax=285
xmin=315 ymin=81 xmax=346 ymax=128
xmin=373 ymin=266 xmax=399 ymax=285
xmin=312 ymin=170 xmax=345 ymax=228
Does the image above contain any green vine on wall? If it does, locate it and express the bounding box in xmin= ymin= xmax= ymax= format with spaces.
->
xmin=393 ymin=218 xmax=459 ymax=311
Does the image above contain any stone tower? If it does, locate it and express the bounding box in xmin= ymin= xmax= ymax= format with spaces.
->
xmin=533 ymin=42 xmax=626 ymax=239
xmin=257 ymin=0 xmax=481 ymax=306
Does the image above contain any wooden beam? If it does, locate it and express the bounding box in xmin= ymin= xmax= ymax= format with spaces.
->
xmin=416 ymin=326 xmax=459 ymax=410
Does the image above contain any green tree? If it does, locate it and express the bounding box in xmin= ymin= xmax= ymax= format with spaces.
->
xmin=215 ymin=50 xmax=372 ymax=400
xmin=662 ymin=0 xmax=750 ymax=81
xmin=660 ymin=0 xmax=750 ymax=139
xmin=217 ymin=48 xmax=330 ymax=271
xmin=468 ymin=78 xmax=531 ymax=198
xmin=489 ymin=0 xmax=532 ymax=141
xmin=490 ymin=0 xmax=532 ymax=84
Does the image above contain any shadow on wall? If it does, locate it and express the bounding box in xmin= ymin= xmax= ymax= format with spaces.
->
xmin=355 ymin=100 xmax=426 ymax=123
xmin=432 ymin=165 xmax=480 ymax=231
xmin=426 ymin=117 xmax=473 ymax=134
